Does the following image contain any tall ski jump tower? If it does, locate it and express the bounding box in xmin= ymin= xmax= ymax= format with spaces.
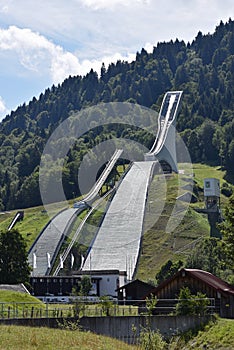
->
xmin=145 ymin=91 xmax=183 ymax=172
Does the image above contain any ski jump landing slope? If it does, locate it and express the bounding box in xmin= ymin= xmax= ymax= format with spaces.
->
xmin=82 ymin=161 xmax=154 ymax=279
xmin=28 ymin=149 xmax=123 ymax=276
xmin=28 ymin=208 xmax=78 ymax=276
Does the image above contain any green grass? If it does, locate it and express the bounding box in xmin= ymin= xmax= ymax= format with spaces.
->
xmin=192 ymin=163 xmax=233 ymax=206
xmin=0 ymin=206 xmax=58 ymax=251
xmin=0 ymin=317 xmax=233 ymax=349
xmin=136 ymin=162 xmax=232 ymax=281
xmin=0 ymin=290 xmax=45 ymax=318
xmin=0 ymin=325 xmax=137 ymax=350
xmin=192 ymin=163 xmax=226 ymax=187
xmin=0 ymin=290 xmax=44 ymax=304
xmin=180 ymin=318 xmax=234 ymax=349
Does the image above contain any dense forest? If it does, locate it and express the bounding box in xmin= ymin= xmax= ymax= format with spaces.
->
xmin=0 ymin=19 xmax=234 ymax=210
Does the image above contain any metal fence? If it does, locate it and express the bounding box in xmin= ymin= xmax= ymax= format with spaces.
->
xmin=0 ymin=302 xmax=139 ymax=319
xmin=0 ymin=298 xmax=217 ymax=320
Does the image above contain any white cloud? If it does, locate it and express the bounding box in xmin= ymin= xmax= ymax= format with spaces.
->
xmin=0 ymin=0 xmax=10 ymax=13
xmin=0 ymin=96 xmax=8 ymax=121
xmin=0 ymin=25 xmax=136 ymax=86
xmin=0 ymin=26 xmax=84 ymax=83
xmin=80 ymin=0 xmax=150 ymax=10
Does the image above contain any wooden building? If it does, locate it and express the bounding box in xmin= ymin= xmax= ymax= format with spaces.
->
xmin=116 ymin=279 xmax=154 ymax=304
xmin=145 ymin=268 xmax=234 ymax=318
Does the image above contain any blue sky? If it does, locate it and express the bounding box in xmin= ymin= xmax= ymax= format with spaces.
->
xmin=0 ymin=0 xmax=233 ymax=121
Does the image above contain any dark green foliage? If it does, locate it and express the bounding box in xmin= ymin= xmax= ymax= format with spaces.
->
xmin=176 ymin=287 xmax=194 ymax=315
xmin=145 ymin=294 xmax=158 ymax=316
xmin=221 ymin=182 xmax=233 ymax=197
xmin=0 ymin=19 xmax=234 ymax=210
xmin=155 ymin=260 xmax=183 ymax=285
xmin=186 ymin=194 xmax=234 ymax=284
xmin=220 ymin=194 xmax=234 ymax=273
xmin=0 ymin=229 xmax=31 ymax=284
xmin=185 ymin=238 xmax=225 ymax=276
xmin=176 ymin=287 xmax=209 ymax=316
xmin=98 ymin=296 xmax=114 ymax=316
xmin=79 ymin=275 xmax=92 ymax=296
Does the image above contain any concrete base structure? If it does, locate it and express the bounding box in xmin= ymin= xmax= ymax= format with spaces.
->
xmin=145 ymin=91 xmax=183 ymax=173
xmin=0 ymin=315 xmax=212 ymax=344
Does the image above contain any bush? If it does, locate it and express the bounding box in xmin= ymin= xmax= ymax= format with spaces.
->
xmin=221 ymin=183 xmax=233 ymax=197
xmin=139 ymin=327 xmax=166 ymax=350
xmin=176 ymin=287 xmax=209 ymax=316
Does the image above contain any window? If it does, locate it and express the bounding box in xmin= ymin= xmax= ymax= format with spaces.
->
xmin=205 ymin=181 xmax=210 ymax=188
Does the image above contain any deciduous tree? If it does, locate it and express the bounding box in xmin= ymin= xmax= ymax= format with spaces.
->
xmin=0 ymin=229 xmax=31 ymax=284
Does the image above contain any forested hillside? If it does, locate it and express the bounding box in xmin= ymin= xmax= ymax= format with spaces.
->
xmin=0 ymin=19 xmax=234 ymax=210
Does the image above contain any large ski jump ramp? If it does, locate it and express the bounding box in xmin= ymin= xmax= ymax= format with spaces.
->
xmin=82 ymin=161 xmax=154 ymax=279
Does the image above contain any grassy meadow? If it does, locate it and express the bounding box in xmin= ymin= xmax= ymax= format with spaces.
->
xmin=0 ymin=317 xmax=233 ymax=349
xmin=0 ymin=325 xmax=137 ymax=350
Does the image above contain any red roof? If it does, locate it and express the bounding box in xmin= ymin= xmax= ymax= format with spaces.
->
xmin=184 ymin=269 xmax=234 ymax=295
xmin=147 ymin=268 xmax=234 ymax=298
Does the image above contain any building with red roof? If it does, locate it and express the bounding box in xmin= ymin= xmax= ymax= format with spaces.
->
xmin=145 ymin=268 xmax=234 ymax=318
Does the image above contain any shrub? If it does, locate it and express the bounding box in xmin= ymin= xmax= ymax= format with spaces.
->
xmin=176 ymin=287 xmax=209 ymax=316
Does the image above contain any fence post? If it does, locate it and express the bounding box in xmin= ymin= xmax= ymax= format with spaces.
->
xmin=46 ymin=303 xmax=49 ymax=318
xmin=8 ymin=306 xmax=11 ymax=319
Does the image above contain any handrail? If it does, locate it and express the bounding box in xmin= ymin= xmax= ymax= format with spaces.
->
xmin=146 ymin=91 xmax=183 ymax=158
xmin=53 ymin=189 xmax=115 ymax=276
xmin=84 ymin=149 xmax=123 ymax=203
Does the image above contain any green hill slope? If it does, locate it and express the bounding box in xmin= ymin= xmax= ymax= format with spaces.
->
xmin=180 ymin=318 xmax=234 ymax=350
xmin=136 ymin=163 xmax=232 ymax=281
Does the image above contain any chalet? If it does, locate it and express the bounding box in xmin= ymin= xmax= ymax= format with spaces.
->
xmin=116 ymin=279 xmax=154 ymax=304
xmin=144 ymin=268 xmax=234 ymax=318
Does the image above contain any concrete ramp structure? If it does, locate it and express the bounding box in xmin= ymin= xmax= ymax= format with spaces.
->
xmin=82 ymin=161 xmax=155 ymax=280
xmin=29 ymin=90 xmax=183 ymax=281
xmin=145 ymin=91 xmax=183 ymax=172
xmin=28 ymin=208 xmax=78 ymax=276
xmin=28 ymin=149 xmax=123 ymax=276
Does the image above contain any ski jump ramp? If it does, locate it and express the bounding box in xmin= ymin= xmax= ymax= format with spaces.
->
xmin=29 ymin=91 xmax=182 ymax=278
xmin=28 ymin=149 xmax=123 ymax=276
xmin=82 ymin=161 xmax=155 ymax=280
xmin=82 ymin=91 xmax=183 ymax=279
xmin=28 ymin=208 xmax=78 ymax=276
xmin=145 ymin=91 xmax=183 ymax=172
